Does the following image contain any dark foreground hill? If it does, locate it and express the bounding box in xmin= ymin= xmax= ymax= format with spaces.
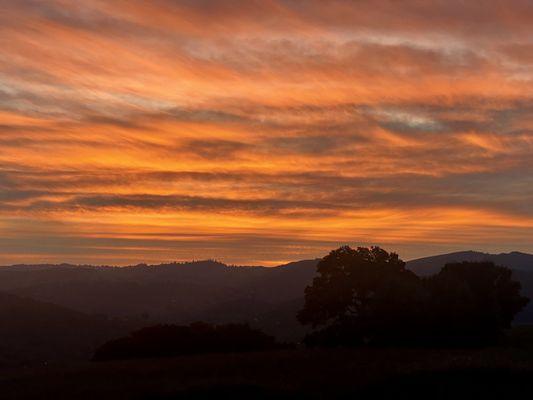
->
xmin=3 ymin=327 xmax=533 ymax=399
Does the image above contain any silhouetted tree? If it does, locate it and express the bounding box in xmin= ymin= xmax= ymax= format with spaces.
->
xmin=93 ymin=322 xmax=280 ymax=361
xmin=423 ymin=261 xmax=529 ymax=344
xmin=298 ymin=247 xmax=529 ymax=347
xmin=297 ymin=246 xmax=423 ymax=346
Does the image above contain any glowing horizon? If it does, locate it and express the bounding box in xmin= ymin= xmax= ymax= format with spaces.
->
xmin=1 ymin=1 xmax=532 ymax=266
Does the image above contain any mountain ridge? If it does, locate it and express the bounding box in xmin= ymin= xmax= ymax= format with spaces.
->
xmin=406 ymin=250 xmax=533 ymax=276
xmin=0 ymin=249 xmax=532 ymax=360
xmin=2 ymin=251 xmax=531 ymax=271
xmin=0 ymin=258 xmax=321 ymax=270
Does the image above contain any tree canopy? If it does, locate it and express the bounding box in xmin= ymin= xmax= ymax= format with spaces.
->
xmin=424 ymin=261 xmax=529 ymax=343
xmin=298 ymin=246 xmax=529 ymax=346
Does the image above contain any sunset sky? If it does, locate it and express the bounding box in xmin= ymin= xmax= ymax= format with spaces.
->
xmin=1 ymin=0 xmax=532 ymax=266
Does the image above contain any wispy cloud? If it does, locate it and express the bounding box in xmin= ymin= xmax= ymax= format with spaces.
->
xmin=0 ymin=0 xmax=532 ymax=265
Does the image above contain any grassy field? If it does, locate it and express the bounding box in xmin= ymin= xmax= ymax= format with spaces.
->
xmin=2 ymin=327 xmax=533 ymax=399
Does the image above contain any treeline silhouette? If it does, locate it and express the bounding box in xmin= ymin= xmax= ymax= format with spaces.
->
xmin=299 ymin=246 xmax=529 ymax=347
xmin=91 ymin=245 xmax=529 ymax=361
xmin=93 ymin=322 xmax=281 ymax=361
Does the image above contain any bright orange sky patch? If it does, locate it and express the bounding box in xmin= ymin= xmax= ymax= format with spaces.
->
xmin=0 ymin=0 xmax=532 ymax=265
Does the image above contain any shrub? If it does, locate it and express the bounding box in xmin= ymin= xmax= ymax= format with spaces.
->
xmin=93 ymin=322 xmax=279 ymax=361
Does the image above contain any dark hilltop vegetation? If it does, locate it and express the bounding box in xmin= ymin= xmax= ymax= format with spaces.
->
xmin=1 ymin=247 xmax=533 ymax=399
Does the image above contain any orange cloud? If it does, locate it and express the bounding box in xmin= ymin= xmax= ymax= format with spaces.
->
xmin=0 ymin=1 xmax=532 ymax=265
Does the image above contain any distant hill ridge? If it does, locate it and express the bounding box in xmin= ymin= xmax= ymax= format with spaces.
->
xmin=406 ymin=250 xmax=533 ymax=276
xmin=2 ymin=251 xmax=531 ymax=272
xmin=0 ymin=258 xmax=318 ymax=270
xmin=0 ymin=251 xmax=532 ymax=345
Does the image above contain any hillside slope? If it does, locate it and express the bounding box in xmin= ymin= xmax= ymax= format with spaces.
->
xmin=0 ymin=292 xmax=131 ymax=367
xmin=1 ymin=252 xmax=532 ymax=342
xmin=0 ymin=260 xmax=319 ymax=340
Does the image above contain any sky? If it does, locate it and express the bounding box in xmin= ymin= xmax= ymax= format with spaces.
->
xmin=0 ymin=0 xmax=532 ymax=266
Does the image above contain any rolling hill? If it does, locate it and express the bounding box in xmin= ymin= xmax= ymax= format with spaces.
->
xmin=0 ymin=260 xmax=319 ymax=341
xmin=1 ymin=251 xmax=532 ymax=345
xmin=0 ymin=292 xmax=132 ymax=367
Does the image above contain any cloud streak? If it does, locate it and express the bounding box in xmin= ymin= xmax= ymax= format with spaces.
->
xmin=0 ymin=0 xmax=532 ymax=265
